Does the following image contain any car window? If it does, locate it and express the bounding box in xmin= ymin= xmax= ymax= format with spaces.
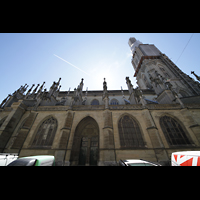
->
xmin=128 ymin=163 xmax=147 ymax=166
xmin=7 ymin=158 xmax=36 ymax=166
xmin=26 ymin=159 xmax=37 ymax=166
xmin=144 ymin=163 xmax=154 ymax=166
xmin=119 ymin=160 xmax=126 ymax=166
xmin=39 ymin=159 xmax=54 ymax=166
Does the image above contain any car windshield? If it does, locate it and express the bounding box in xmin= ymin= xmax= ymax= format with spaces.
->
xmin=128 ymin=163 xmax=154 ymax=166
xmin=7 ymin=158 xmax=36 ymax=166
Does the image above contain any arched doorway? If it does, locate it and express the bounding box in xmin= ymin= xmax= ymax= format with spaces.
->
xmin=70 ymin=116 xmax=99 ymax=166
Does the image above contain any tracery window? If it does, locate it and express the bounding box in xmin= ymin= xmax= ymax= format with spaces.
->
xmin=160 ymin=116 xmax=192 ymax=146
xmin=91 ymin=99 xmax=99 ymax=105
xmin=110 ymin=99 xmax=119 ymax=105
xmin=31 ymin=117 xmax=57 ymax=148
xmin=118 ymin=115 xmax=145 ymax=148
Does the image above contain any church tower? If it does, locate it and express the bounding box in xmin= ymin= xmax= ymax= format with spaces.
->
xmin=129 ymin=37 xmax=200 ymax=104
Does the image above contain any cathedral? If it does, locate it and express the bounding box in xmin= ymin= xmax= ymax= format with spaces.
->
xmin=1 ymin=37 xmax=200 ymax=166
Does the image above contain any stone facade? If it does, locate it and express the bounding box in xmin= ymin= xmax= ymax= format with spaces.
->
xmin=1 ymin=98 xmax=200 ymax=166
xmin=0 ymin=37 xmax=200 ymax=166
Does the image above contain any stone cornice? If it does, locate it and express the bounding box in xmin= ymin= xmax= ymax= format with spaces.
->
xmin=24 ymin=103 xmax=200 ymax=111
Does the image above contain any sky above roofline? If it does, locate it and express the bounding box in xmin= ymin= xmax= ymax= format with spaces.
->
xmin=0 ymin=33 xmax=200 ymax=102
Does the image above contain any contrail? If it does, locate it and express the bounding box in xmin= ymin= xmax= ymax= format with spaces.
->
xmin=54 ymin=54 xmax=90 ymax=76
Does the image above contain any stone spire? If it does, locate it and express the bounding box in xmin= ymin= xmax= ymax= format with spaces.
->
xmin=49 ymin=78 xmax=62 ymax=98
xmin=102 ymin=78 xmax=109 ymax=109
xmin=103 ymin=78 xmax=107 ymax=92
xmin=135 ymin=88 xmax=146 ymax=108
xmin=21 ymin=84 xmax=28 ymax=94
xmin=125 ymin=77 xmax=137 ymax=104
xmin=80 ymin=78 xmax=84 ymax=91
xmin=35 ymin=82 xmax=45 ymax=99
xmin=121 ymin=86 xmax=125 ymax=99
xmin=54 ymin=85 xmax=61 ymax=98
xmin=48 ymin=78 xmax=61 ymax=98
xmin=33 ymin=88 xmax=46 ymax=110
xmin=25 ymin=84 xmax=35 ymax=99
xmin=77 ymin=78 xmax=84 ymax=94
xmin=17 ymin=86 xmax=23 ymax=93
xmin=82 ymin=87 xmax=88 ymax=105
xmin=12 ymin=84 xmax=27 ymax=99
xmin=126 ymin=77 xmax=134 ymax=94
xmin=121 ymin=86 xmax=130 ymax=105
xmin=32 ymin=84 xmax=40 ymax=95
xmin=67 ymin=88 xmax=71 ymax=97
xmin=0 ymin=94 xmax=11 ymax=108
xmin=49 ymin=81 xmax=57 ymax=97
xmin=102 ymin=78 xmax=108 ymax=98
xmin=191 ymin=71 xmax=200 ymax=82
xmin=14 ymin=84 xmax=27 ymax=95
xmin=57 ymin=77 xmax=61 ymax=86
xmin=72 ymin=78 xmax=84 ymax=105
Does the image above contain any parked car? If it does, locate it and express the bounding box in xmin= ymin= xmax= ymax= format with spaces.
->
xmin=0 ymin=154 xmax=18 ymax=166
xmin=7 ymin=155 xmax=55 ymax=166
xmin=119 ymin=159 xmax=161 ymax=166
xmin=171 ymin=151 xmax=200 ymax=166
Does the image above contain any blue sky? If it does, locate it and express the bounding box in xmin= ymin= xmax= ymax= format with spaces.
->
xmin=0 ymin=33 xmax=200 ymax=103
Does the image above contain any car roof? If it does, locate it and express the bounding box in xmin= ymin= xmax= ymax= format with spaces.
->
xmin=122 ymin=159 xmax=149 ymax=163
xmin=120 ymin=159 xmax=161 ymax=166
xmin=18 ymin=155 xmax=54 ymax=161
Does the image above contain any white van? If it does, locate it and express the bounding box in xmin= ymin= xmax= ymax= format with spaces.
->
xmin=0 ymin=154 xmax=18 ymax=166
xmin=171 ymin=151 xmax=200 ymax=166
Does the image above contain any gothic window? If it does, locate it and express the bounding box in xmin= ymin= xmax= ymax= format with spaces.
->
xmin=91 ymin=99 xmax=99 ymax=105
xmin=31 ymin=117 xmax=57 ymax=148
xmin=110 ymin=99 xmax=119 ymax=105
xmin=118 ymin=115 xmax=145 ymax=148
xmin=160 ymin=116 xmax=192 ymax=146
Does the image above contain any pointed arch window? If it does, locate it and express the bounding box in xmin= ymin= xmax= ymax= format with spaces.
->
xmin=118 ymin=115 xmax=145 ymax=148
xmin=91 ymin=99 xmax=99 ymax=105
xmin=160 ymin=116 xmax=192 ymax=146
xmin=31 ymin=117 xmax=57 ymax=148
